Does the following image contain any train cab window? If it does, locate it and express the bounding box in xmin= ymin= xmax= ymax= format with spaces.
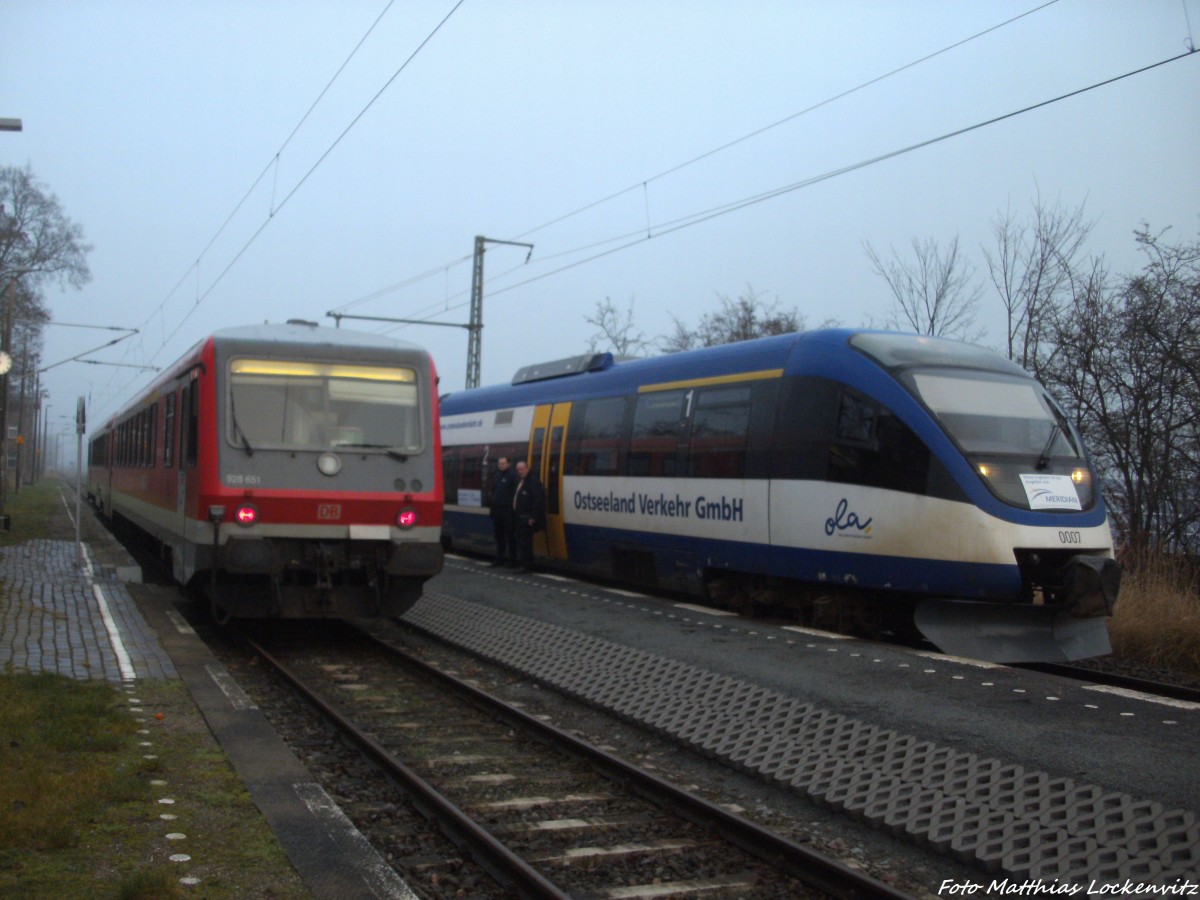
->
xmin=226 ymin=359 xmax=422 ymax=454
xmin=687 ymin=386 xmax=752 ymax=478
xmin=569 ymin=396 xmax=627 ymax=476
xmin=829 ymin=386 xmax=930 ymax=494
xmin=629 ymin=390 xmax=686 ymax=477
xmin=836 ymin=392 xmax=875 ymax=444
xmin=773 ymin=376 xmax=943 ymax=497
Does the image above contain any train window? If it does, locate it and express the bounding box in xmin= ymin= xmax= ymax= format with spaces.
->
xmin=829 ymin=387 xmax=930 ymax=494
xmin=144 ymin=405 xmax=157 ymax=467
xmin=226 ymin=359 xmax=422 ymax=453
xmin=546 ymin=426 xmax=564 ymax=515
xmin=569 ymin=396 xmax=627 ymax=476
xmin=460 ymin=453 xmax=483 ymax=498
xmin=836 ymin=392 xmax=876 ymax=445
xmin=163 ymin=393 xmax=175 ymax=467
xmin=629 ymin=390 xmax=685 ymax=477
xmin=772 ymin=376 xmax=948 ymax=497
xmin=480 ymin=444 xmax=523 ymax=507
xmin=687 ymin=386 xmax=752 ymax=479
xmin=441 ymin=446 xmax=461 ymax=502
xmin=529 ymin=426 xmax=545 ymax=484
xmin=183 ymin=381 xmax=199 ymax=468
xmin=906 ymin=370 xmax=1083 ymax=460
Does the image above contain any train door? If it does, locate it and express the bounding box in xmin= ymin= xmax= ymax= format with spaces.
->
xmin=529 ymin=403 xmax=571 ymax=561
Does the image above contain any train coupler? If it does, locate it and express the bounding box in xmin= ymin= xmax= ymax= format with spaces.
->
xmin=1061 ymin=555 xmax=1122 ymax=619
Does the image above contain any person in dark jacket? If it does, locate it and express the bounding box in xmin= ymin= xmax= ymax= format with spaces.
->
xmin=512 ymin=460 xmax=546 ymax=572
xmin=488 ymin=456 xmax=518 ymax=566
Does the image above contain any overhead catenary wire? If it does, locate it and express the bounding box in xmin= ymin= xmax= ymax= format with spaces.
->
xmin=91 ymin=4 xmax=1191 ymax=414
xmin=329 ymin=0 xmax=1068 ymax=322
xmin=94 ymin=0 xmax=465 ymax=419
xmin=386 ymin=47 xmax=1199 ymax=330
xmin=508 ymin=0 xmax=1066 ymax=243
xmin=135 ymin=0 xmax=402 ymax=341
xmin=150 ymin=0 xmax=467 ymax=358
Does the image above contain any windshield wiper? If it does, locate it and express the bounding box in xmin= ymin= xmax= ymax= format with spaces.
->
xmin=228 ymin=388 xmax=254 ymax=457
xmin=336 ymin=443 xmax=410 ymax=462
xmin=1036 ymin=423 xmax=1061 ymax=470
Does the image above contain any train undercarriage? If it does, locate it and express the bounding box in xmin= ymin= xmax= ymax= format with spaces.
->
xmin=701 ymin=552 xmax=1121 ymax=663
xmin=206 ymin=536 xmax=443 ymax=620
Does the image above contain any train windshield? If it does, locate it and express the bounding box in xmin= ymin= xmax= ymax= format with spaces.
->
xmin=904 ymin=369 xmax=1081 ymax=460
xmin=226 ymin=359 xmax=422 ymax=453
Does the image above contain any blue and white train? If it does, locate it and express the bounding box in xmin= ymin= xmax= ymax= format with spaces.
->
xmin=439 ymin=329 xmax=1120 ymax=662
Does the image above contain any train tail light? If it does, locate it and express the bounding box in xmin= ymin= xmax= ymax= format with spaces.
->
xmin=396 ymin=508 xmax=418 ymax=529
xmin=235 ymin=503 xmax=259 ymax=526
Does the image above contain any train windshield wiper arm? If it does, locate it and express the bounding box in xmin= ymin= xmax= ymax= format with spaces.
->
xmin=228 ymin=387 xmax=254 ymax=457
xmin=1036 ymin=423 xmax=1061 ymax=470
xmin=337 ymin=442 xmax=410 ymax=462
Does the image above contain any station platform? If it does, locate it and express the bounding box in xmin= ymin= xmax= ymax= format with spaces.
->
xmin=0 ymin=484 xmax=416 ymax=899
xmin=0 ymin=492 xmax=172 ymax=681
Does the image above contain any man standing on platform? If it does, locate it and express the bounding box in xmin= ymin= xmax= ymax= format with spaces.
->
xmin=512 ymin=459 xmax=545 ymax=573
xmin=488 ymin=456 xmax=518 ymax=567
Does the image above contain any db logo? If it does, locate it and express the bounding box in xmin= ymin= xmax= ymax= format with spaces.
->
xmin=317 ymin=504 xmax=342 ymax=520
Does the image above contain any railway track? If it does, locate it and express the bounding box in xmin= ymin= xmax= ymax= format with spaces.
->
xmin=233 ymin=620 xmax=908 ymax=899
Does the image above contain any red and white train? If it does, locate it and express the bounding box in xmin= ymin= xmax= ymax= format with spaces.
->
xmin=86 ymin=321 xmax=444 ymax=619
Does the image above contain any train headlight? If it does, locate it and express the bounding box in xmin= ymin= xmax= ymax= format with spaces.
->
xmin=318 ymin=452 xmax=342 ymax=476
xmin=1071 ymin=468 xmax=1087 ymax=484
xmin=396 ymin=508 xmax=418 ymax=529
xmin=235 ymin=503 xmax=259 ymax=526
xmin=977 ymin=464 xmax=992 ymax=478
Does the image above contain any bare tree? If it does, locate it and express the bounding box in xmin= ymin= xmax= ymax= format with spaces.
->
xmin=0 ymin=165 xmax=84 ymax=494
xmin=661 ymin=285 xmax=803 ymax=352
xmin=1 ymin=164 xmax=92 ymax=290
xmin=1042 ymin=224 xmax=1200 ymax=555
xmin=585 ymin=296 xmax=651 ymax=356
xmin=984 ymin=195 xmax=1092 ymax=369
xmin=864 ymin=235 xmax=982 ymax=340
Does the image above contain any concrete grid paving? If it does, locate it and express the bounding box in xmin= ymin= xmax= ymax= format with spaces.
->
xmin=0 ymin=538 xmax=175 ymax=681
xmin=407 ymin=590 xmax=1200 ymax=887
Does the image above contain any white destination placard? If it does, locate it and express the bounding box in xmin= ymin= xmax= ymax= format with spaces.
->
xmin=1019 ymin=473 xmax=1082 ymax=511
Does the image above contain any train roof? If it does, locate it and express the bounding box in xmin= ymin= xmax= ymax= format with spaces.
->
xmin=442 ymin=330 xmax=828 ymax=411
xmin=210 ymin=320 xmax=425 ymax=354
xmin=440 ymin=328 xmax=1034 ymax=413
xmin=93 ymin=321 xmax=429 ymax=430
